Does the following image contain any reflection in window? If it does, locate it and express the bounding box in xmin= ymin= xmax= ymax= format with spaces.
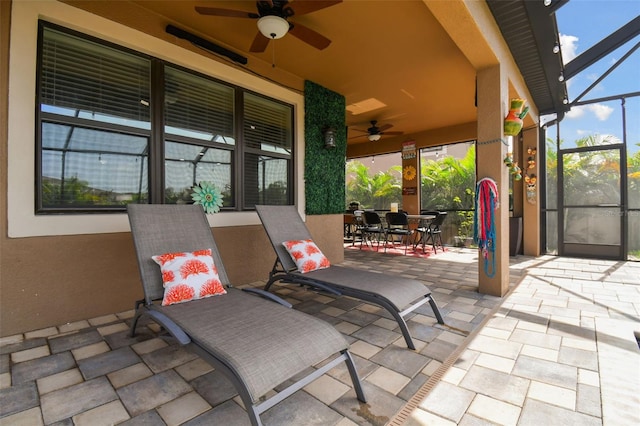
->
xmin=40 ymin=26 xmax=150 ymax=130
xmin=41 ymin=123 xmax=148 ymax=208
xmin=164 ymin=141 xmax=232 ymax=206
xmin=244 ymin=154 xmax=289 ymax=207
xmin=36 ymin=22 xmax=294 ymax=213
xmin=243 ymin=93 xmax=292 ymax=207
xmin=164 ymin=66 xmax=234 ymax=144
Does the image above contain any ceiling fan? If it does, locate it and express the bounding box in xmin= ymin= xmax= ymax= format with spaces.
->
xmin=350 ymin=120 xmax=403 ymax=142
xmin=195 ymin=1 xmax=341 ymax=53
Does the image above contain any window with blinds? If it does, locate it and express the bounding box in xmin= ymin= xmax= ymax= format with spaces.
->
xmin=243 ymin=93 xmax=292 ymax=207
xmin=40 ymin=26 xmax=151 ymax=127
xmin=36 ymin=21 xmax=293 ymax=214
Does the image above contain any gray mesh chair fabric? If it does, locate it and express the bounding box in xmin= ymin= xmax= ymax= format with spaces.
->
xmin=255 ymin=205 xmax=445 ymax=350
xmin=127 ymin=204 xmax=365 ymax=426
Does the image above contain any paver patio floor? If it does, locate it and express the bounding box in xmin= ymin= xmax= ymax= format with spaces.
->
xmin=1 ymin=248 xmax=638 ymax=425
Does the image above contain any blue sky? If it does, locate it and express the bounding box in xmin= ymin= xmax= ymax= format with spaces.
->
xmin=554 ymin=0 xmax=640 ymax=154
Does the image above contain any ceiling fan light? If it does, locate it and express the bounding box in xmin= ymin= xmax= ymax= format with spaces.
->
xmin=257 ymin=15 xmax=289 ymax=40
xmin=368 ymin=134 xmax=381 ymax=142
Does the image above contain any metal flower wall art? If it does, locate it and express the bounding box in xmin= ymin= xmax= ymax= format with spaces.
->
xmin=403 ymin=165 xmax=417 ymax=181
xmin=191 ymin=181 xmax=224 ymax=214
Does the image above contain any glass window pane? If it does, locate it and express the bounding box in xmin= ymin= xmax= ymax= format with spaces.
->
xmin=40 ymin=26 xmax=150 ymax=129
xmin=345 ymin=153 xmax=402 ymax=210
xmin=420 ymin=142 xmax=475 ymax=211
xmin=164 ymin=141 xmax=232 ymax=206
xmin=244 ymin=154 xmax=289 ymax=207
xmin=41 ymin=123 xmax=148 ymax=208
xmin=244 ymin=93 xmax=292 ymax=154
xmin=164 ymin=66 xmax=235 ymax=143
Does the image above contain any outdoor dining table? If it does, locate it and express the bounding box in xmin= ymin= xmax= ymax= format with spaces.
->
xmin=345 ymin=212 xmax=437 ymax=250
xmin=343 ymin=212 xmax=364 ymax=243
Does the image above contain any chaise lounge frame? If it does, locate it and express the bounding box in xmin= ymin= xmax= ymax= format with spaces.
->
xmin=256 ymin=205 xmax=445 ymax=351
xmin=127 ymin=204 xmax=365 ymax=426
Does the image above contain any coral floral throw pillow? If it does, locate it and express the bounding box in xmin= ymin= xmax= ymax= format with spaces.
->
xmin=282 ymin=239 xmax=330 ymax=273
xmin=152 ymin=249 xmax=226 ymax=306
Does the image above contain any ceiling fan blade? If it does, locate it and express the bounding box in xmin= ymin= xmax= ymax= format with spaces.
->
xmin=249 ymin=32 xmax=270 ymax=53
xmin=349 ymin=133 xmax=368 ymax=139
xmin=288 ymin=23 xmax=332 ymax=50
xmin=195 ymin=6 xmax=259 ymax=19
xmin=291 ymin=0 xmax=342 ymax=16
xmin=351 ymin=128 xmax=369 ymax=133
xmin=378 ymin=123 xmax=393 ymax=132
xmin=382 ymin=131 xmax=403 ymax=136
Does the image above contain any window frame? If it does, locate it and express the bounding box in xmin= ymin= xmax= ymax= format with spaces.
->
xmin=35 ymin=21 xmax=294 ymax=215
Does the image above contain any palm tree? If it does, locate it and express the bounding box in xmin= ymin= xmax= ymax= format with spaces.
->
xmin=420 ymin=145 xmax=475 ymax=211
xmin=345 ymin=161 xmax=401 ymax=210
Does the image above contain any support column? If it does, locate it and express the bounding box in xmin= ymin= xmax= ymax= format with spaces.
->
xmin=476 ymin=65 xmax=509 ymax=296
xmin=522 ymin=126 xmax=541 ymax=256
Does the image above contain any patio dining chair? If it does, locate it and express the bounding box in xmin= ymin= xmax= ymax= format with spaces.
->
xmin=256 ymin=205 xmax=445 ymax=350
xmin=414 ymin=211 xmax=448 ymax=253
xmin=127 ymin=204 xmax=365 ymax=426
xmin=360 ymin=211 xmax=385 ymax=250
xmin=384 ymin=212 xmax=414 ymax=254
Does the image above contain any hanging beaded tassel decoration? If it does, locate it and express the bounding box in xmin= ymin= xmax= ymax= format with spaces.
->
xmin=474 ymin=177 xmax=499 ymax=277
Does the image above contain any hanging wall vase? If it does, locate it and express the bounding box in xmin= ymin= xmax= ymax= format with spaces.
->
xmin=504 ymin=98 xmax=529 ymax=136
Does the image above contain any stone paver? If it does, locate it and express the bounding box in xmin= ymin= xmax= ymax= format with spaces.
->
xmin=40 ymin=376 xmax=117 ymax=424
xmin=396 ymin=255 xmax=640 ymax=426
xmin=1 ymin=250 xmax=638 ymax=425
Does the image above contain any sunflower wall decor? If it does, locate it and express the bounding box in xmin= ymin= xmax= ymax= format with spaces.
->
xmin=403 ymin=165 xmax=417 ymax=181
xmin=191 ymin=181 xmax=224 ymax=214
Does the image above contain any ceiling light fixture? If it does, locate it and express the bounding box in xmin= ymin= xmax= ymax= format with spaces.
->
xmin=552 ymin=42 xmax=560 ymax=54
xmin=368 ymin=134 xmax=381 ymax=142
xmin=257 ymin=15 xmax=289 ymax=40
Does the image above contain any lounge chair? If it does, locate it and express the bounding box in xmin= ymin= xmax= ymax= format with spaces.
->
xmin=127 ymin=204 xmax=365 ymax=426
xmin=255 ymin=205 xmax=445 ymax=350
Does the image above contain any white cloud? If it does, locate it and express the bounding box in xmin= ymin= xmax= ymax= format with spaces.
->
xmin=565 ymin=105 xmax=586 ymax=119
xmin=587 ymin=103 xmax=614 ymax=121
xmin=564 ymin=103 xmax=613 ymax=122
xmin=559 ymin=33 xmax=579 ymax=64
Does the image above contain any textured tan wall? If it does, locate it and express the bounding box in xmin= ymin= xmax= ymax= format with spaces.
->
xmin=306 ymin=214 xmax=345 ymax=265
xmin=0 ymin=216 xmax=342 ymax=336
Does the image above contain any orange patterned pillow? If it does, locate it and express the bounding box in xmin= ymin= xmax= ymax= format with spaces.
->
xmin=152 ymin=249 xmax=226 ymax=306
xmin=282 ymin=239 xmax=330 ymax=273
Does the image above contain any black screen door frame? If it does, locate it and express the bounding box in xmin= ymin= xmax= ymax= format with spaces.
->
xmin=558 ymin=143 xmax=627 ymax=260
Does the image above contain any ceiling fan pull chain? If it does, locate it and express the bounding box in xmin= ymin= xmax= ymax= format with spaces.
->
xmin=272 ymin=40 xmax=276 ymax=68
